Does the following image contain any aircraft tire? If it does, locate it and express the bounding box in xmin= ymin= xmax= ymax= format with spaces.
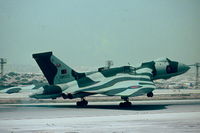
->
xmin=119 ymin=102 xmax=132 ymax=107
xmin=147 ymin=92 xmax=153 ymax=97
xmin=76 ymin=100 xmax=88 ymax=107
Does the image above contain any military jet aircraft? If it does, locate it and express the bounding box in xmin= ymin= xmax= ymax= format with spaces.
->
xmin=27 ymin=51 xmax=190 ymax=107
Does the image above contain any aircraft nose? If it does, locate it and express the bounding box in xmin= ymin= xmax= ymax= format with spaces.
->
xmin=178 ymin=63 xmax=190 ymax=73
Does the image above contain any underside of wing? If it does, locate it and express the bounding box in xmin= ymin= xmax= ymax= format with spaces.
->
xmin=82 ymin=80 xmax=156 ymax=97
xmin=101 ymin=81 xmax=156 ymax=97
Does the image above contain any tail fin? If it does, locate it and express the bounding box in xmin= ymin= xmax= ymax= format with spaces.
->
xmin=32 ymin=52 xmax=84 ymax=85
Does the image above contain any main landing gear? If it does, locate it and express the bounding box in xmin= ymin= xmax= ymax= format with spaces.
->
xmin=119 ymin=97 xmax=132 ymax=107
xmin=147 ymin=92 xmax=153 ymax=97
xmin=76 ymin=98 xmax=88 ymax=107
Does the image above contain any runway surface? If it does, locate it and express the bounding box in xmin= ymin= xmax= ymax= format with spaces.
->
xmin=0 ymin=99 xmax=200 ymax=133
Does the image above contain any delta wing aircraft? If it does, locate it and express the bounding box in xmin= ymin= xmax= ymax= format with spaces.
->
xmin=23 ymin=51 xmax=190 ymax=107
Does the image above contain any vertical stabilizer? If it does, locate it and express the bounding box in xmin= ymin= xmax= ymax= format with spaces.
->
xmin=32 ymin=52 xmax=79 ymax=85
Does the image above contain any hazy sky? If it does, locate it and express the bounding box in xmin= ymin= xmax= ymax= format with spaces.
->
xmin=0 ymin=0 xmax=199 ymax=68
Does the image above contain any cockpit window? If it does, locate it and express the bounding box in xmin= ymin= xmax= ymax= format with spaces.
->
xmin=166 ymin=61 xmax=178 ymax=74
xmin=166 ymin=65 xmax=173 ymax=73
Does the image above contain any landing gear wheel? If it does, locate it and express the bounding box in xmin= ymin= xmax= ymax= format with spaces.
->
xmin=119 ymin=101 xmax=132 ymax=107
xmin=119 ymin=97 xmax=132 ymax=107
xmin=147 ymin=92 xmax=153 ymax=97
xmin=76 ymin=98 xmax=88 ymax=107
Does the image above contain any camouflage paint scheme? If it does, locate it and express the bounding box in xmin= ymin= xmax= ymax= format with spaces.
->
xmin=1 ymin=52 xmax=190 ymax=106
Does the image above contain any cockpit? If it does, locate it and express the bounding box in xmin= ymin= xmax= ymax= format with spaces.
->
xmin=153 ymin=57 xmax=189 ymax=79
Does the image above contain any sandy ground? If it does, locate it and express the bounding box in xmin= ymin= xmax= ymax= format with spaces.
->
xmin=0 ymin=99 xmax=200 ymax=133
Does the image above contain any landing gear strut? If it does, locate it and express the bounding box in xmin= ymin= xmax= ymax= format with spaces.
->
xmin=119 ymin=97 xmax=132 ymax=107
xmin=76 ymin=98 xmax=88 ymax=107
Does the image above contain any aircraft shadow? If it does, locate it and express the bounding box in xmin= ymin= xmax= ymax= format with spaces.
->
xmin=15 ymin=104 xmax=167 ymax=111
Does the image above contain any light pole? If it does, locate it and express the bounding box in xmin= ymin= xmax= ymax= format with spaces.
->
xmin=0 ymin=58 xmax=7 ymax=79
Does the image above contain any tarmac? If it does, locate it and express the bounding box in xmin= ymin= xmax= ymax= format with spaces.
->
xmin=0 ymin=99 xmax=200 ymax=133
